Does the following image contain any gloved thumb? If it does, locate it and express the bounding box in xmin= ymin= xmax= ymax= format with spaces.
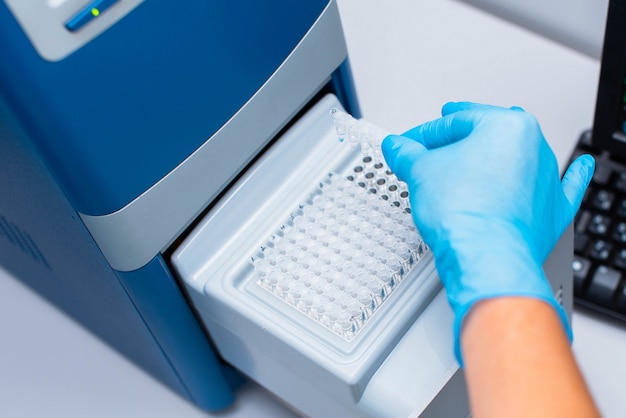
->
xmin=382 ymin=134 xmax=427 ymax=182
xmin=561 ymin=154 xmax=595 ymax=213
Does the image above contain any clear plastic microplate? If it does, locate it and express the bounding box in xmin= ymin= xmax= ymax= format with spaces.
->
xmin=171 ymin=94 xmax=441 ymax=405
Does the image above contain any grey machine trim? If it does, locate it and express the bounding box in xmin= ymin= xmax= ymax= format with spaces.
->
xmin=80 ymin=0 xmax=347 ymax=272
xmin=3 ymin=0 xmax=146 ymax=62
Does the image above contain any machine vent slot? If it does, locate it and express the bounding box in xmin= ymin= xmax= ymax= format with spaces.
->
xmin=555 ymin=284 xmax=564 ymax=306
xmin=0 ymin=214 xmax=50 ymax=270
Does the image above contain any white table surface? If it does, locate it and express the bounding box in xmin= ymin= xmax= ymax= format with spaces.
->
xmin=2 ymin=0 xmax=623 ymax=417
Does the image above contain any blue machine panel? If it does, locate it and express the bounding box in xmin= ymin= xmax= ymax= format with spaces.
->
xmin=0 ymin=0 xmax=329 ymax=216
xmin=0 ymin=0 xmax=360 ymax=412
xmin=0 ymin=94 xmax=240 ymax=410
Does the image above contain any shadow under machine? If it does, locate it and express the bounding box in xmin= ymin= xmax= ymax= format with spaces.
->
xmin=0 ymin=1 xmax=573 ymax=416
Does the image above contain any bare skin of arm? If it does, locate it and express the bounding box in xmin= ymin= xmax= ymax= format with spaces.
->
xmin=461 ymin=297 xmax=600 ymax=418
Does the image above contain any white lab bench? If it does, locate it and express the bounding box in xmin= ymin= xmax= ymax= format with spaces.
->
xmin=1 ymin=0 xmax=623 ymax=417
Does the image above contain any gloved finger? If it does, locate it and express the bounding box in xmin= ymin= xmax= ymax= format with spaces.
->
xmin=509 ymin=105 xmax=525 ymax=112
xmin=441 ymin=101 xmax=506 ymax=116
xmin=561 ymin=154 xmax=595 ymax=212
xmin=402 ymin=112 xmax=474 ymax=150
xmin=382 ymin=134 xmax=427 ymax=181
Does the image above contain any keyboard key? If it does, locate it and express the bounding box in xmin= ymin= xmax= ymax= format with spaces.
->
xmin=616 ymin=199 xmax=626 ymax=218
xmin=615 ymin=285 xmax=626 ymax=314
xmin=592 ymin=160 xmax=612 ymax=185
xmin=574 ymin=233 xmax=589 ymax=253
xmin=586 ymin=265 xmax=621 ymax=307
xmin=592 ymin=190 xmax=615 ymax=211
xmin=613 ymin=222 xmax=626 ymax=243
xmin=575 ymin=210 xmax=591 ymax=234
xmin=589 ymin=239 xmax=613 ymax=261
xmin=588 ymin=214 xmax=611 ymax=235
xmin=572 ymin=256 xmax=591 ymax=294
xmin=614 ymin=248 xmax=626 ymax=270
xmin=613 ymin=172 xmax=626 ymax=193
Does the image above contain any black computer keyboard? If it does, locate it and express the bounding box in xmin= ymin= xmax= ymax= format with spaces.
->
xmin=572 ymin=130 xmax=626 ymax=320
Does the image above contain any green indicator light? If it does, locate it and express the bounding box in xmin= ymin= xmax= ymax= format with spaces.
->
xmin=91 ymin=8 xmax=100 ymax=17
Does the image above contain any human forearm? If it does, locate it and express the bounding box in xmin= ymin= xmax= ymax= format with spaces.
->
xmin=461 ymin=297 xmax=600 ymax=418
xmin=381 ymin=102 xmax=597 ymax=415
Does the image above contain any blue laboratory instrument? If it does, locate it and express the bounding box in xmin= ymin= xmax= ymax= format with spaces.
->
xmin=0 ymin=1 xmax=573 ymax=416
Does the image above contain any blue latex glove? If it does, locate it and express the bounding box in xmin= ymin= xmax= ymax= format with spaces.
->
xmin=382 ymin=102 xmax=595 ymax=364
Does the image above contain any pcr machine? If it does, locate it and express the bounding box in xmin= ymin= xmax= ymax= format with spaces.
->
xmin=0 ymin=1 xmax=573 ymax=416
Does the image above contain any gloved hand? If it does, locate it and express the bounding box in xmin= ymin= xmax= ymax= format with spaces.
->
xmin=381 ymin=102 xmax=595 ymax=364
